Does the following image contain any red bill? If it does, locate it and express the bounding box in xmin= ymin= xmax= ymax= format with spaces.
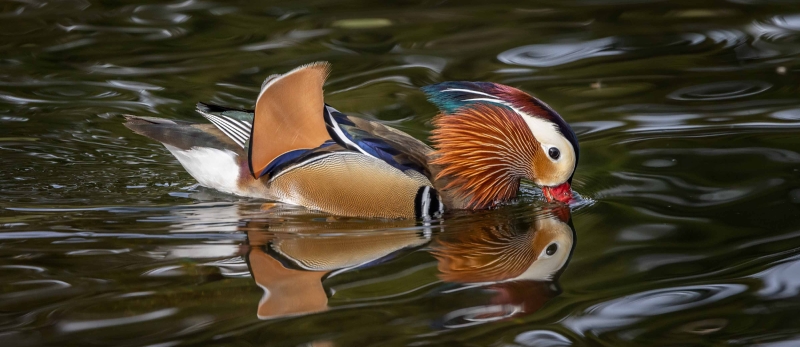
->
xmin=542 ymin=182 xmax=573 ymax=204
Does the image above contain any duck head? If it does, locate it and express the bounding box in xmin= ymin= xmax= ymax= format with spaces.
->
xmin=423 ymin=82 xmax=579 ymax=208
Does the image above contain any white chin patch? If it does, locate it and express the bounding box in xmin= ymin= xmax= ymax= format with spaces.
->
xmin=164 ymin=144 xmax=241 ymax=195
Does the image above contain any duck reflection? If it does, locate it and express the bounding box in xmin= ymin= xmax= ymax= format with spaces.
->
xmin=431 ymin=207 xmax=575 ymax=326
xmin=242 ymin=205 xmax=575 ymax=323
xmin=245 ymin=219 xmax=428 ymax=319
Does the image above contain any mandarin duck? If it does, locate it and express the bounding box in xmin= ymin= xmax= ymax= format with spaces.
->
xmin=124 ymin=62 xmax=579 ymax=219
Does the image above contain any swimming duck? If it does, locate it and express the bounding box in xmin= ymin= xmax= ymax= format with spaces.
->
xmin=124 ymin=62 xmax=579 ymax=219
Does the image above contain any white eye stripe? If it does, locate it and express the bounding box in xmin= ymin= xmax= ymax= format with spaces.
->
xmin=460 ymin=97 xmax=569 ymax=151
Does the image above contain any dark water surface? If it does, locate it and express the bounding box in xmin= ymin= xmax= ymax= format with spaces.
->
xmin=3 ymin=0 xmax=800 ymax=346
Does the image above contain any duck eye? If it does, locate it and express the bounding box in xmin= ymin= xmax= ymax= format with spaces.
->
xmin=546 ymin=243 xmax=558 ymax=256
xmin=548 ymin=147 xmax=560 ymax=160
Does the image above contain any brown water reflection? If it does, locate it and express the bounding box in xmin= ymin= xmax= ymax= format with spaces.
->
xmin=244 ymin=205 xmax=574 ymax=322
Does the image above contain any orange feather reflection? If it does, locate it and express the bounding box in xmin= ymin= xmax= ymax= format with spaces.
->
xmin=242 ymin=205 xmax=574 ymax=323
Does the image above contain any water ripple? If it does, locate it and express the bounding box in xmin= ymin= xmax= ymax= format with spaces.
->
xmin=240 ymin=29 xmax=331 ymax=52
xmin=595 ymin=171 xmax=786 ymax=208
xmin=498 ymin=38 xmax=622 ymax=67
xmin=631 ymin=147 xmax=800 ymax=164
xmin=58 ymin=308 xmax=178 ymax=333
xmin=562 ymin=284 xmax=747 ymax=336
xmin=572 ymin=121 xmax=627 ymax=137
xmin=441 ymin=305 xmax=522 ymax=328
xmin=750 ymin=14 xmax=800 ymax=42
xmin=752 ymin=255 xmax=800 ymax=299
xmin=0 ymin=279 xmax=72 ymax=300
xmin=668 ymin=81 xmax=772 ymax=101
xmin=59 ymin=24 xmax=188 ymax=41
xmin=515 ymin=330 xmax=573 ymax=347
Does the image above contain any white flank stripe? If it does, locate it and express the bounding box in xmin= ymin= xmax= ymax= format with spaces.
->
xmin=422 ymin=228 xmax=433 ymax=239
xmin=420 ymin=186 xmax=431 ymax=220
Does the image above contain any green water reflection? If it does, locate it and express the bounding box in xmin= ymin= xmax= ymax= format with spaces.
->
xmin=2 ymin=0 xmax=800 ymax=346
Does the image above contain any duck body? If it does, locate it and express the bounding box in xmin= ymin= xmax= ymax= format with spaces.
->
xmin=125 ymin=62 xmax=579 ymax=219
xmin=126 ymin=103 xmax=439 ymax=219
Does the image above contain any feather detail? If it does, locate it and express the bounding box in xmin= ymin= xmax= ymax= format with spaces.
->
xmin=422 ymin=82 xmax=579 ymax=183
xmin=196 ymin=102 xmax=255 ymax=123
xmin=267 ymin=150 xmax=433 ymax=219
xmin=197 ymin=107 xmax=252 ymax=148
xmin=430 ymin=104 xmax=538 ymax=209
xmin=324 ymin=105 xmax=432 ymax=177
xmin=323 ymin=105 xmax=376 ymax=157
xmin=249 ymin=61 xmax=333 ymax=178
xmin=260 ymin=140 xmax=337 ymax=181
xmin=421 ymin=82 xmax=502 ymax=114
xmin=123 ymin=115 xmax=241 ymax=152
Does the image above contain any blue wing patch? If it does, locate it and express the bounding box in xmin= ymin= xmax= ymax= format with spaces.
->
xmin=323 ymin=105 xmax=427 ymax=175
xmin=259 ymin=140 xmax=338 ymax=179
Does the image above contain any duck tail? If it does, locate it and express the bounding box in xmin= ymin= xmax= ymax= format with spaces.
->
xmin=123 ymin=115 xmax=240 ymax=152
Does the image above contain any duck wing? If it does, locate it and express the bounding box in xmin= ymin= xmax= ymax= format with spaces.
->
xmin=205 ymin=61 xmax=433 ymax=182
xmin=196 ymin=102 xmax=434 ymax=184
xmin=323 ymin=105 xmax=434 ymax=180
xmin=249 ymin=62 xmax=333 ymax=178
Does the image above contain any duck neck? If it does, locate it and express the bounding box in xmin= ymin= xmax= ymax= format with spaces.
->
xmin=427 ymin=104 xmax=537 ymax=210
xmin=428 ymin=155 xmax=522 ymax=210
